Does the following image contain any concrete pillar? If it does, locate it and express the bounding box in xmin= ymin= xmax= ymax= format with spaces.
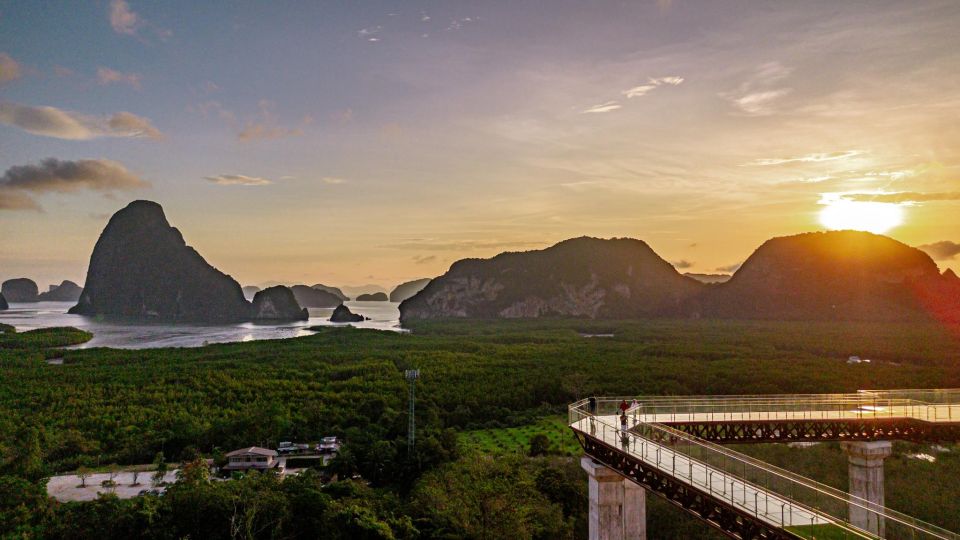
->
xmin=841 ymin=441 xmax=892 ymax=537
xmin=581 ymin=457 xmax=646 ymax=540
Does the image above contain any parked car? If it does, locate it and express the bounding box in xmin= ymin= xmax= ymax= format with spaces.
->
xmin=318 ymin=436 xmax=341 ymax=454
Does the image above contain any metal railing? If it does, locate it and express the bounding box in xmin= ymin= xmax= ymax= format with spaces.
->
xmin=570 ymin=397 xmax=960 ymax=540
xmin=572 ymin=390 xmax=960 ymax=424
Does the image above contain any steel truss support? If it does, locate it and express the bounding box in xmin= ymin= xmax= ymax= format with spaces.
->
xmin=661 ymin=419 xmax=960 ymax=444
xmin=575 ymin=433 xmax=802 ymax=540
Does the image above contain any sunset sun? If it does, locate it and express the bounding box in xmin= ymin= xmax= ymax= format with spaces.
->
xmin=819 ymin=197 xmax=904 ymax=234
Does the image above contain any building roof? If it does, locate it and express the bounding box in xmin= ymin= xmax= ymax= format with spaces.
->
xmin=225 ymin=446 xmax=278 ymax=458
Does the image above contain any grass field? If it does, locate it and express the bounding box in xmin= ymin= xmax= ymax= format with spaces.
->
xmin=459 ymin=415 xmax=582 ymax=455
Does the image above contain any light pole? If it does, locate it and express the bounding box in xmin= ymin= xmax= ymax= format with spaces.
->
xmin=405 ymin=369 xmax=420 ymax=454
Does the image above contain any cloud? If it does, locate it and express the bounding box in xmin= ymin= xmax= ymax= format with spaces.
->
xmin=622 ymin=85 xmax=656 ymax=99
xmin=716 ymin=262 xmax=742 ymax=273
xmin=97 ymin=67 xmax=142 ymax=89
xmin=0 ymin=158 xmax=149 ymax=210
xmin=109 ymin=0 xmax=140 ymax=34
xmin=671 ymin=259 xmax=694 ymax=269
xmin=358 ymin=26 xmax=382 ymax=38
xmin=730 ymin=89 xmax=791 ymax=115
xmin=204 ymin=174 xmax=273 ymax=186
xmin=841 ymin=192 xmax=960 ymax=204
xmin=724 ymin=62 xmax=792 ymax=115
xmin=109 ymin=0 xmax=170 ymax=40
xmin=744 ymin=150 xmax=864 ymax=166
xmin=620 ymin=76 xmax=685 ymax=100
xmin=917 ymin=241 xmax=960 ymax=261
xmin=0 ymin=102 xmax=163 ymax=140
xmin=107 ymin=112 xmax=163 ymax=139
xmin=384 ymin=239 xmax=544 ymax=251
xmin=0 ymin=189 xmax=41 ymax=211
xmin=322 ymin=177 xmax=347 ymax=185
xmin=413 ymin=255 xmax=437 ymax=265
xmin=237 ymin=100 xmax=311 ymax=142
xmin=1 ymin=158 xmax=149 ymax=193
xmin=0 ymin=53 xmax=21 ymax=85
xmin=582 ymin=101 xmax=621 ymax=114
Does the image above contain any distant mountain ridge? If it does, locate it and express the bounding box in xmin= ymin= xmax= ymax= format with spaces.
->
xmin=400 ymin=237 xmax=703 ymax=321
xmin=401 ymin=232 xmax=960 ymax=324
xmin=390 ymin=278 xmax=432 ymax=302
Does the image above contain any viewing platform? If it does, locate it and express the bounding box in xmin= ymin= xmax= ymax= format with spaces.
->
xmin=570 ymin=390 xmax=960 ymax=540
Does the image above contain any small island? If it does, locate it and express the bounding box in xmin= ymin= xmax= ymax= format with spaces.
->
xmin=355 ymin=292 xmax=388 ymax=302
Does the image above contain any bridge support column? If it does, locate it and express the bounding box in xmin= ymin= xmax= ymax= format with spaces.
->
xmin=841 ymin=441 xmax=892 ymax=537
xmin=581 ymin=457 xmax=646 ymax=540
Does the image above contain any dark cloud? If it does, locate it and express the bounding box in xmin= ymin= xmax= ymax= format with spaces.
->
xmin=716 ymin=262 xmax=742 ymax=273
xmin=845 ymin=192 xmax=960 ymax=204
xmin=917 ymin=241 xmax=960 ymax=261
xmin=671 ymin=259 xmax=694 ymax=269
xmin=2 ymin=158 xmax=149 ymax=193
xmin=0 ymin=102 xmax=162 ymax=140
xmin=0 ymin=158 xmax=149 ymax=211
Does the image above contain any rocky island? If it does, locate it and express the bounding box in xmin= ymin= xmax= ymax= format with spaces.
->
xmin=329 ymin=304 xmax=368 ymax=323
xmin=389 ymin=278 xmax=431 ymax=302
xmin=70 ymin=200 xmax=307 ymax=322
xmin=400 ymin=236 xmax=703 ymax=321
xmin=1 ymin=278 xmax=39 ymax=302
xmin=400 ymin=231 xmax=960 ymax=324
xmin=291 ymin=285 xmax=343 ymax=308
xmin=251 ymin=286 xmax=308 ymax=320
xmin=356 ymin=292 xmax=388 ymax=301
xmin=312 ymin=284 xmax=349 ymax=301
xmin=37 ymin=280 xmax=83 ymax=302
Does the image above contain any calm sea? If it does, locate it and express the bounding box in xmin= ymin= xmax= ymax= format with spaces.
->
xmin=0 ymin=301 xmax=403 ymax=349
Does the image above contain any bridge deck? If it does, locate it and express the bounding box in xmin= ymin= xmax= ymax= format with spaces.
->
xmin=574 ymin=415 xmax=834 ymax=529
xmin=571 ymin=391 xmax=960 ymax=539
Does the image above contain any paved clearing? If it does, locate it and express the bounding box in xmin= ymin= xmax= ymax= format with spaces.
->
xmin=47 ymin=470 xmax=179 ymax=502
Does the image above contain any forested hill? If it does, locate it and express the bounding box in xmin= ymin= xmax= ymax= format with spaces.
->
xmin=401 ymin=231 xmax=960 ymax=324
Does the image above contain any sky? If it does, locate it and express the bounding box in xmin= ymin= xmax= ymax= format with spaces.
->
xmin=1 ymin=0 xmax=959 ymax=290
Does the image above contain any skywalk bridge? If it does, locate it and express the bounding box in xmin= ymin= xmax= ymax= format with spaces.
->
xmin=569 ymin=390 xmax=960 ymax=540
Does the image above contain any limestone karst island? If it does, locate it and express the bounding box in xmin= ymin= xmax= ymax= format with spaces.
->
xmin=2 ymin=2 xmax=960 ymax=539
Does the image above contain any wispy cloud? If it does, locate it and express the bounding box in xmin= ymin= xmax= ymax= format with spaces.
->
xmin=581 ymin=101 xmax=622 ymax=114
xmin=671 ymin=259 xmax=694 ymax=269
xmin=723 ymin=62 xmax=792 ymax=115
xmin=0 ymin=158 xmax=150 ymax=211
xmin=622 ymin=76 xmax=684 ymax=99
xmin=413 ymin=255 xmax=437 ymax=265
xmin=97 ymin=67 xmax=142 ymax=89
xmin=322 ymin=177 xmax=347 ymax=185
xmin=0 ymin=102 xmax=162 ymax=140
xmin=446 ymin=17 xmax=476 ymax=32
xmin=842 ymin=191 xmax=960 ymax=204
xmin=204 ymin=174 xmax=272 ymax=186
xmin=716 ymin=262 xmax=742 ymax=273
xmin=917 ymin=241 xmax=960 ymax=261
xmin=358 ymin=25 xmax=382 ymax=42
xmin=109 ymin=0 xmax=171 ymax=40
xmin=0 ymin=53 xmax=21 ymax=85
xmin=383 ymin=239 xmax=544 ymax=251
xmin=743 ymin=150 xmax=864 ymax=166
xmin=238 ymin=100 xmax=312 ymax=142
xmin=0 ymin=189 xmax=41 ymax=211
xmin=109 ymin=0 xmax=139 ymax=35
